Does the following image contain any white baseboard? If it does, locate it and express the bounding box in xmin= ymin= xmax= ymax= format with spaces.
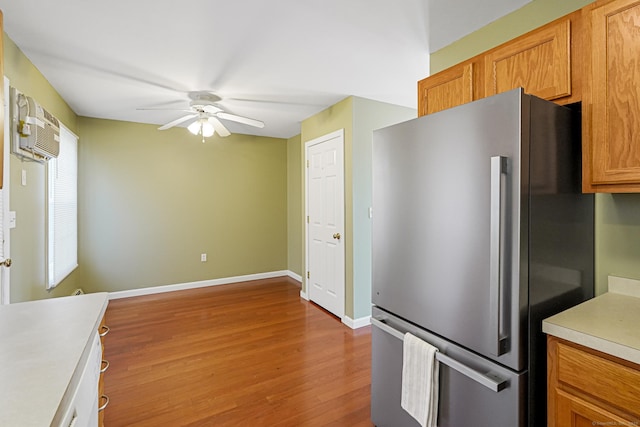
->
xmin=342 ymin=315 xmax=371 ymax=330
xmin=299 ymin=290 xmax=309 ymax=301
xmin=287 ymin=271 xmax=303 ymax=283
xmin=109 ymin=270 xmax=294 ymax=300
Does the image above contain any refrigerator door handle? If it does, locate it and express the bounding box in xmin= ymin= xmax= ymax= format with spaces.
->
xmin=371 ymin=317 xmax=508 ymax=392
xmin=489 ymin=156 xmax=509 ymax=356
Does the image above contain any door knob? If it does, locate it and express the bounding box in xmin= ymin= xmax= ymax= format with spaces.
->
xmin=0 ymin=258 xmax=11 ymax=268
xmin=333 ymin=233 xmax=341 ymax=240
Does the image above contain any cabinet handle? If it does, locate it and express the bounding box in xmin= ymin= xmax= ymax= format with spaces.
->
xmin=98 ymin=395 xmax=109 ymax=412
xmin=99 ymin=325 xmax=110 ymax=337
xmin=100 ymin=360 xmax=110 ymax=374
xmin=371 ymin=317 xmax=507 ymax=392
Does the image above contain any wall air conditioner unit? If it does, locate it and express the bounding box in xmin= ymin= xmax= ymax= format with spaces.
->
xmin=16 ymin=94 xmax=60 ymax=159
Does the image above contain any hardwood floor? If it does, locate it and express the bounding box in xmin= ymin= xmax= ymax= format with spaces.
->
xmin=103 ymin=277 xmax=373 ymax=426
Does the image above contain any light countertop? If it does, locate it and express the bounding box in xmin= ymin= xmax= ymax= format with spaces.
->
xmin=543 ymin=276 xmax=640 ymax=365
xmin=0 ymin=292 xmax=109 ymax=426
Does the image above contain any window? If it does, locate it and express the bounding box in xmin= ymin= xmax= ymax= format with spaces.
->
xmin=46 ymin=125 xmax=78 ymax=289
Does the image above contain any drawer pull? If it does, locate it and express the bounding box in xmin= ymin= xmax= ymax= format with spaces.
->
xmin=100 ymin=360 xmax=110 ymax=374
xmin=99 ymin=325 xmax=110 ymax=337
xmin=98 ymin=395 xmax=109 ymax=412
xmin=371 ymin=317 xmax=508 ymax=392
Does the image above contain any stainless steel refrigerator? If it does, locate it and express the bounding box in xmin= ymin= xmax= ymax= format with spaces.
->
xmin=371 ymin=88 xmax=594 ymax=427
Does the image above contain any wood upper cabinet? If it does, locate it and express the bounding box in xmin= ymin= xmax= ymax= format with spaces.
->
xmin=547 ymin=336 xmax=640 ymax=426
xmin=417 ymin=62 xmax=476 ymax=116
xmin=583 ymin=0 xmax=640 ymax=192
xmin=484 ymin=17 xmax=574 ymax=102
xmin=418 ymin=12 xmax=582 ymax=118
xmin=416 ymin=0 xmax=640 ymax=192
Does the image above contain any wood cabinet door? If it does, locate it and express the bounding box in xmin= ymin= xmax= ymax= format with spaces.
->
xmin=418 ymin=63 xmax=474 ymax=116
xmin=587 ymin=0 xmax=640 ymax=188
xmin=555 ymin=389 xmax=636 ymax=427
xmin=484 ymin=19 xmax=571 ymax=100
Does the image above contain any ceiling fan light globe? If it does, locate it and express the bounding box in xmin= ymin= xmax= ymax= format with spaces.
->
xmin=187 ymin=121 xmax=201 ymax=135
xmin=202 ymin=122 xmax=215 ymax=137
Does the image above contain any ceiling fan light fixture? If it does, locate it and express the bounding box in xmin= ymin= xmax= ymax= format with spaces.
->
xmin=201 ymin=121 xmax=214 ymax=137
xmin=187 ymin=120 xmax=202 ymax=135
xmin=153 ymin=92 xmax=263 ymax=138
xmin=187 ymin=118 xmax=215 ymax=138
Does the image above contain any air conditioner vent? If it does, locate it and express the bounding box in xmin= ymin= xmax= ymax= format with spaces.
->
xmin=16 ymin=93 xmax=60 ymax=159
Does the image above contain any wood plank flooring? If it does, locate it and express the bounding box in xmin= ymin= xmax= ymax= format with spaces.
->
xmin=103 ymin=277 xmax=373 ymax=426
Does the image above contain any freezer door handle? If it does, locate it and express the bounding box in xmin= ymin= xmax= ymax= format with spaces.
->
xmin=371 ymin=317 xmax=507 ymax=392
xmin=489 ymin=156 xmax=509 ymax=356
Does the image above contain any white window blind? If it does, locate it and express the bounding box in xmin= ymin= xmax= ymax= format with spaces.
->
xmin=46 ymin=125 xmax=78 ymax=289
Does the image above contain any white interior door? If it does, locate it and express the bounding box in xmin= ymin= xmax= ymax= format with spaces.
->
xmin=306 ymin=129 xmax=345 ymax=319
xmin=0 ymin=76 xmax=11 ymax=305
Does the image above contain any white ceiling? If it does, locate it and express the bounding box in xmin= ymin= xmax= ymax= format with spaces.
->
xmin=0 ymin=0 xmax=525 ymax=139
xmin=428 ymin=0 xmax=531 ymax=52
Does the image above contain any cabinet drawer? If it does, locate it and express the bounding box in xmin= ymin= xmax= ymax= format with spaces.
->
xmin=557 ymin=342 xmax=640 ymax=416
xmin=555 ymin=388 xmax=635 ymax=426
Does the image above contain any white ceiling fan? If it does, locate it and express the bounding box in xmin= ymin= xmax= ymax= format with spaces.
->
xmin=144 ymin=91 xmax=265 ymax=140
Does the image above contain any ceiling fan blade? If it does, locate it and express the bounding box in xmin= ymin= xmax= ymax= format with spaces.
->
xmin=138 ymin=108 xmax=194 ymax=113
xmin=158 ymin=114 xmax=198 ymax=130
xmin=208 ymin=117 xmax=231 ymax=137
xmin=216 ymin=112 xmax=265 ymax=128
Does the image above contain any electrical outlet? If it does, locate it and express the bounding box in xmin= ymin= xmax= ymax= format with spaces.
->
xmin=201 ymin=253 xmax=207 ymax=262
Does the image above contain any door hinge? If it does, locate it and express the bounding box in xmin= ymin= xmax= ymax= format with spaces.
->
xmin=307 ymin=215 xmax=309 ymax=223
xmin=306 ymin=160 xmax=309 ymax=168
xmin=307 ymin=271 xmax=310 ymax=279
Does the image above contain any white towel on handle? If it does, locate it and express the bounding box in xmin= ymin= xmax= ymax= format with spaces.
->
xmin=401 ymin=332 xmax=440 ymax=427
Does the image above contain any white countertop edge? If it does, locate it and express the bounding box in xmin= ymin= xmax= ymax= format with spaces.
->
xmin=543 ymin=275 xmax=640 ymax=365
xmin=542 ymin=320 xmax=640 ymax=365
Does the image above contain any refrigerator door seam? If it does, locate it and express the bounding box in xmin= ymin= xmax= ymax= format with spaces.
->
xmin=371 ymin=317 xmax=508 ymax=392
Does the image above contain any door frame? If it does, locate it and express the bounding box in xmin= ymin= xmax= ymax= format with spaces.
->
xmin=304 ymin=129 xmax=345 ymax=318
xmin=1 ymin=76 xmax=11 ymax=304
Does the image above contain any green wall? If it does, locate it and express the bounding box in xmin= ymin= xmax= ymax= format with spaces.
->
xmin=77 ymin=118 xmax=287 ymax=293
xmin=286 ymin=134 xmax=302 ymax=277
xmin=350 ymin=97 xmax=415 ymax=318
xmin=4 ymin=36 xmax=78 ymax=133
xmin=595 ymin=194 xmax=640 ymax=294
xmin=299 ymin=96 xmax=415 ymax=320
xmin=5 ymin=32 xmax=288 ymax=300
xmin=4 ymin=34 xmax=80 ymax=302
xmin=430 ymin=0 xmax=640 ymax=295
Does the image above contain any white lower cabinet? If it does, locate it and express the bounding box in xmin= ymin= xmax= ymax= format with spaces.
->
xmin=57 ymin=332 xmax=102 ymax=427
